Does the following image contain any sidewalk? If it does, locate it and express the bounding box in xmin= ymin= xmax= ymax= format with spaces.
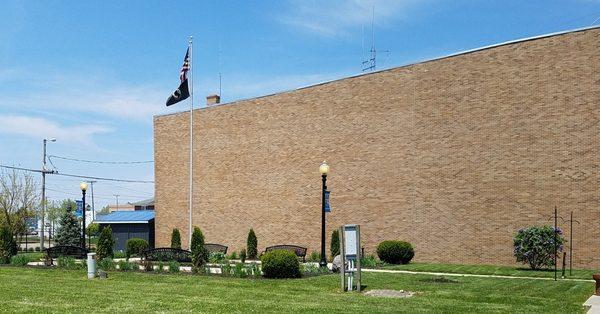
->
xmin=362 ymin=268 xmax=595 ymax=282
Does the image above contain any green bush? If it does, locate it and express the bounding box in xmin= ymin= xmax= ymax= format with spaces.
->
xmin=118 ymin=260 xmax=137 ymax=271
xmin=209 ymin=252 xmax=226 ymax=264
xmin=308 ymin=251 xmax=320 ymax=262
xmin=376 ymin=240 xmax=414 ymax=264
xmin=96 ymin=227 xmax=114 ymax=260
xmin=0 ymin=226 xmax=18 ymax=264
xmin=260 ymin=250 xmax=301 ymax=279
xmin=97 ymin=257 xmax=115 ymax=270
xmin=57 ymin=256 xmax=81 ymax=269
xmin=330 ymin=229 xmax=340 ymax=258
xmin=247 ymin=228 xmax=258 ymax=259
xmin=113 ymin=251 xmax=126 ymax=259
xmin=34 ymin=247 xmax=40 ymax=252
xmin=240 ymin=249 xmax=247 ymax=263
xmin=125 ymin=238 xmax=149 ymax=259
xmin=28 ymin=247 xmax=34 ymax=252
xmin=168 ymin=261 xmax=180 ymax=273
xmin=514 ymin=225 xmax=565 ymax=270
xmin=360 ymin=254 xmax=384 ymax=268
xmin=171 ymin=228 xmax=182 ymax=249
xmin=190 ymin=227 xmax=208 ymax=269
xmin=234 ymin=263 xmax=247 ymax=278
xmin=228 ymin=251 xmax=238 ymax=260
xmin=155 ymin=261 xmax=165 ymax=273
xmin=10 ymin=254 xmax=30 ymax=266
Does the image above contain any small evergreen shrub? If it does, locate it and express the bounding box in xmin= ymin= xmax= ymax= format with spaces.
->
xmin=10 ymin=254 xmax=30 ymax=266
xmin=514 ymin=225 xmax=565 ymax=270
xmin=260 ymin=250 xmax=301 ymax=279
xmin=209 ymin=252 xmax=226 ymax=263
xmin=330 ymin=229 xmax=340 ymax=258
xmin=96 ymin=227 xmax=114 ymax=260
xmin=240 ymin=249 xmax=247 ymax=263
xmin=0 ymin=226 xmax=18 ymax=264
xmin=171 ymin=228 xmax=182 ymax=249
xmin=118 ymin=260 xmax=137 ymax=271
xmin=97 ymin=257 xmax=116 ymax=270
xmin=376 ymin=240 xmax=414 ymax=264
xmin=247 ymin=228 xmax=258 ymax=259
xmin=190 ymin=227 xmax=208 ymax=269
xmin=125 ymin=238 xmax=149 ymax=259
xmin=308 ymin=251 xmax=320 ymax=262
xmin=168 ymin=261 xmax=180 ymax=273
xmin=28 ymin=247 xmax=34 ymax=252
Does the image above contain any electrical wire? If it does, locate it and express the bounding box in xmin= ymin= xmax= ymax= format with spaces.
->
xmin=0 ymin=164 xmax=154 ymax=184
xmin=48 ymin=155 xmax=153 ymax=164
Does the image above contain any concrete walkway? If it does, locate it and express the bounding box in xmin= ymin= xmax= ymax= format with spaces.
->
xmin=362 ymin=268 xmax=595 ymax=283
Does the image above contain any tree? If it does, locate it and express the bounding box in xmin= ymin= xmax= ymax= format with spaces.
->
xmin=86 ymin=223 xmax=100 ymax=248
xmin=0 ymin=169 xmax=38 ymax=234
xmin=190 ymin=226 xmax=208 ymax=269
xmin=0 ymin=225 xmax=17 ymax=264
xmin=514 ymin=226 xmax=565 ymax=270
xmin=54 ymin=200 xmax=81 ymax=247
xmin=330 ymin=229 xmax=340 ymax=258
xmin=171 ymin=228 xmax=181 ymax=249
xmin=46 ymin=200 xmax=66 ymax=239
xmin=247 ymin=228 xmax=258 ymax=259
xmin=98 ymin=205 xmax=111 ymax=215
xmin=97 ymin=226 xmax=114 ymax=260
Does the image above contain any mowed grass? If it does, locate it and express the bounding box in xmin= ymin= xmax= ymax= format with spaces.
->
xmin=0 ymin=267 xmax=593 ymax=313
xmin=376 ymin=262 xmax=599 ymax=280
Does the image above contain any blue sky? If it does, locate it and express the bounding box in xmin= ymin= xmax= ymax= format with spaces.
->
xmin=0 ymin=0 xmax=599 ymax=209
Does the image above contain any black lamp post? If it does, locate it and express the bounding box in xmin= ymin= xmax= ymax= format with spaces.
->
xmin=80 ymin=182 xmax=88 ymax=249
xmin=319 ymin=161 xmax=330 ymax=268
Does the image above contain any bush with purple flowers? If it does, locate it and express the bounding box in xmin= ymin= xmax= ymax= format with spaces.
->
xmin=513 ymin=226 xmax=564 ymax=270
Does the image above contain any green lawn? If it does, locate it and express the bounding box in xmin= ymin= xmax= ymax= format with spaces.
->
xmin=0 ymin=267 xmax=592 ymax=313
xmin=374 ymin=262 xmax=599 ymax=280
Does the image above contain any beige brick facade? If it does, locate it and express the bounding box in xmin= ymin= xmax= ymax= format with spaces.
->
xmin=154 ymin=27 xmax=600 ymax=268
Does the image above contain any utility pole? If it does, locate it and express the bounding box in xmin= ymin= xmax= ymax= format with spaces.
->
xmin=114 ymin=194 xmax=120 ymax=211
xmin=87 ymin=181 xmax=97 ymax=221
xmin=40 ymin=138 xmax=56 ymax=250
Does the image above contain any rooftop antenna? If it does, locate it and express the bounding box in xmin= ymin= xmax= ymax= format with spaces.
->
xmin=361 ymin=6 xmax=389 ymax=72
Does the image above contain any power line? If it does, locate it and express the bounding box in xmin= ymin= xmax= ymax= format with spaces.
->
xmin=48 ymin=155 xmax=154 ymax=164
xmin=0 ymin=164 xmax=154 ymax=184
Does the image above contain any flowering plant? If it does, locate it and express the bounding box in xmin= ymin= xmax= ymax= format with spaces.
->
xmin=514 ymin=225 xmax=565 ymax=270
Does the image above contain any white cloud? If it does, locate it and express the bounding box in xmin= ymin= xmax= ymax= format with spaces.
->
xmin=278 ymin=0 xmax=426 ymax=38
xmin=0 ymin=115 xmax=112 ymax=146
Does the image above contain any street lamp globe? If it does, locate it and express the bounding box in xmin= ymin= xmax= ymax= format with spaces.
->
xmin=80 ymin=182 xmax=88 ymax=191
xmin=319 ymin=161 xmax=330 ymax=176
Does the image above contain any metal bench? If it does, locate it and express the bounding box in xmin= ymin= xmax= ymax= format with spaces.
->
xmin=204 ymin=243 xmax=228 ymax=254
xmin=44 ymin=245 xmax=89 ymax=266
xmin=142 ymin=247 xmax=192 ymax=263
xmin=264 ymin=245 xmax=307 ymax=262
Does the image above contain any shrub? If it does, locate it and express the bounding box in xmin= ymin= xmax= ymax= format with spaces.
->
xmin=96 ymin=227 xmax=114 ymax=260
xmin=240 ymin=249 xmax=247 ymax=263
xmin=168 ymin=261 xmax=180 ymax=273
xmin=57 ymin=256 xmax=81 ymax=269
xmin=247 ymin=229 xmax=258 ymax=259
xmin=125 ymin=238 xmax=149 ymax=259
xmin=228 ymin=251 xmax=238 ymax=260
xmin=97 ymin=257 xmax=115 ymax=270
xmin=234 ymin=263 xmax=247 ymax=278
xmin=54 ymin=202 xmax=82 ymax=247
xmin=0 ymin=226 xmax=18 ymax=264
xmin=308 ymin=251 xmax=320 ymax=262
xmin=208 ymin=252 xmax=226 ymax=264
xmin=28 ymin=247 xmax=34 ymax=252
xmin=360 ymin=254 xmax=384 ymax=268
xmin=35 ymin=247 xmax=40 ymax=252
xmin=376 ymin=240 xmax=414 ymax=264
xmin=113 ymin=251 xmax=126 ymax=259
xmin=10 ymin=254 xmax=30 ymax=266
xmin=155 ymin=261 xmax=165 ymax=273
xmin=330 ymin=229 xmax=340 ymax=259
xmin=117 ymin=260 xmax=137 ymax=271
xmin=260 ymin=250 xmax=301 ymax=279
xmin=514 ymin=225 xmax=565 ymax=270
xmin=190 ymin=227 xmax=208 ymax=269
xmin=171 ymin=228 xmax=182 ymax=249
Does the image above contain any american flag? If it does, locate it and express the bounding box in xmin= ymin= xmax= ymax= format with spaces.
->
xmin=180 ymin=47 xmax=190 ymax=82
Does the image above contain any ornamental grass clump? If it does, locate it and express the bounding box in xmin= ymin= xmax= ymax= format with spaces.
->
xmin=514 ymin=225 xmax=565 ymax=270
xmin=260 ymin=250 xmax=301 ymax=279
xmin=376 ymin=240 xmax=414 ymax=264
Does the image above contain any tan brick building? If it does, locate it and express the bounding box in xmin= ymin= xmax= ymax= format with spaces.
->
xmin=154 ymin=27 xmax=600 ymax=268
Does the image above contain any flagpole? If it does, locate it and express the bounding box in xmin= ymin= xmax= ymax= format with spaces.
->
xmin=188 ymin=36 xmax=194 ymax=247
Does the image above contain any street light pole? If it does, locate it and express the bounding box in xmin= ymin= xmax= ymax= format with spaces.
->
xmin=319 ymin=161 xmax=330 ymax=268
xmin=80 ymin=182 xmax=88 ymax=249
xmin=40 ymin=138 xmax=56 ymax=250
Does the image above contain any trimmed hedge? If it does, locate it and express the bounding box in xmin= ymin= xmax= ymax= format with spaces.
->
xmin=260 ymin=249 xmax=301 ymax=278
xmin=376 ymin=240 xmax=414 ymax=264
xmin=126 ymin=238 xmax=149 ymax=259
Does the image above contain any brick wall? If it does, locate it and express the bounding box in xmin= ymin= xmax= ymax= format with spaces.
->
xmin=154 ymin=28 xmax=600 ymax=268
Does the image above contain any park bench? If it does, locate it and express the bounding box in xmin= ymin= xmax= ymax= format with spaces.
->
xmin=264 ymin=245 xmax=307 ymax=262
xmin=44 ymin=245 xmax=89 ymax=266
xmin=142 ymin=247 xmax=192 ymax=263
xmin=204 ymin=243 xmax=228 ymax=255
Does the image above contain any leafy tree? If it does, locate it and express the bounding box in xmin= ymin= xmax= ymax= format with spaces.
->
xmin=246 ymin=228 xmax=258 ymax=259
xmin=0 ymin=225 xmax=17 ymax=264
xmin=330 ymin=229 xmax=340 ymax=258
xmin=171 ymin=228 xmax=181 ymax=249
xmin=0 ymin=169 xmax=38 ymax=234
xmin=54 ymin=200 xmax=81 ymax=247
xmin=96 ymin=226 xmax=114 ymax=260
xmin=98 ymin=205 xmax=111 ymax=215
xmin=514 ymin=225 xmax=565 ymax=270
xmin=86 ymin=223 xmax=99 ymax=247
xmin=190 ymin=226 xmax=208 ymax=269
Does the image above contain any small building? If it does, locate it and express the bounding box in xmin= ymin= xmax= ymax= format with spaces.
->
xmin=94 ymin=210 xmax=155 ymax=252
xmin=131 ymin=198 xmax=155 ymax=211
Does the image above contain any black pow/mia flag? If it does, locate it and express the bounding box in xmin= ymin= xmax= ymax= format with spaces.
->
xmin=166 ymin=48 xmax=190 ymax=106
xmin=166 ymin=78 xmax=190 ymax=106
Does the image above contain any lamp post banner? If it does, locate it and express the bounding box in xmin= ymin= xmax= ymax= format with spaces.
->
xmin=324 ymin=190 xmax=331 ymax=212
xmin=75 ymin=200 xmax=83 ymax=218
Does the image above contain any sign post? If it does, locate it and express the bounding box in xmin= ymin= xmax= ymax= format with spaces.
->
xmin=339 ymin=224 xmax=361 ymax=292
